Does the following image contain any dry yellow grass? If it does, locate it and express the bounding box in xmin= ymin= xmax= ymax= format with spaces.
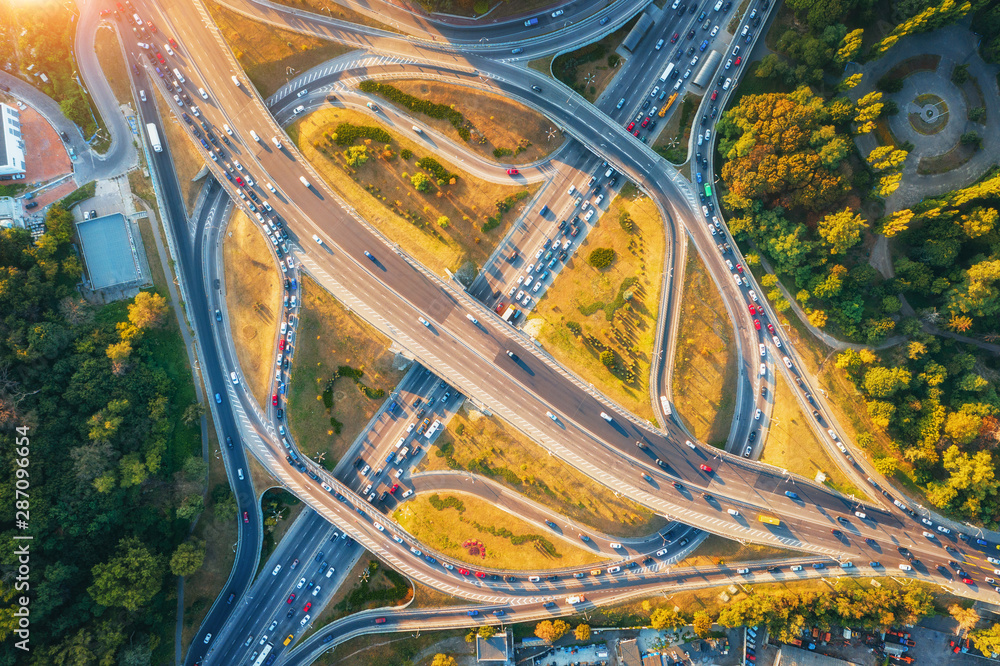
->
xmin=373 ymin=80 xmax=563 ymax=165
xmin=208 ymin=1 xmax=354 ymax=98
xmin=759 ymin=372 xmax=862 ymax=497
xmin=530 ymin=187 xmax=666 ymax=421
xmin=680 ymin=533 xmax=802 ymax=568
xmin=672 ymin=239 xmax=738 ymax=446
xmin=152 ymin=87 xmax=206 ymax=214
xmin=290 ymin=106 xmax=537 ymax=274
xmin=223 ymin=211 xmax=282 ymax=407
xmin=422 ymin=404 xmax=667 ymax=538
xmin=286 ymin=276 xmax=406 ymax=467
xmin=94 ymin=26 xmax=133 ymax=108
xmin=394 ymin=492 xmax=608 ymax=570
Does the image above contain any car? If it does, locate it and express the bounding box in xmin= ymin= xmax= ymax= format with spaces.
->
xmin=710 ymin=25 xmax=720 ymax=36
xmin=700 ymin=464 xmax=713 ymax=472
xmin=748 ymin=303 xmax=756 ymax=315
xmin=767 ymin=323 xmax=776 ymax=334
xmin=375 ymin=617 xmax=386 ymax=624
xmin=753 ymin=319 xmax=761 ymax=331
xmin=754 ymin=409 xmax=761 ymax=420
xmin=458 ymin=568 xmax=471 ymax=575
xmin=671 ymin=32 xmax=679 ymax=43
xmin=291 ymin=558 xmax=299 ymax=569
xmin=287 ymin=593 xmax=296 ymax=603
xmin=203 ymin=634 xmax=212 ymax=644
xmin=551 ymin=9 xmax=564 ymax=17
xmin=744 ymin=445 xmax=752 ymax=457
xmin=506 ymin=168 xmax=519 ymax=175
xmin=710 ymin=89 xmax=719 ymax=101
xmin=627 ymin=122 xmax=635 ymax=131
xmin=475 ymin=571 xmax=486 ymax=578
xmin=832 ymin=529 xmax=843 ymax=537
xmin=272 ymin=394 xmax=278 ymax=406
xmin=734 ymin=56 xmax=742 ymax=66
xmin=687 ymin=29 xmax=695 ymax=39
xmin=962 ymin=577 xmax=974 ymax=584
xmin=243 ymin=511 xmax=249 ymax=523
xmin=531 ymin=85 xmax=542 ymax=92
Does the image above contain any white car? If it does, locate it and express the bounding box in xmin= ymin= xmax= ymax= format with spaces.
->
xmin=230 ymin=371 xmax=239 ymax=384
xmin=759 ymin=363 xmax=766 ymax=377
xmin=224 ymin=124 xmax=234 ymax=136
xmin=523 ymin=275 xmax=532 ymax=287
xmin=139 ymin=89 xmax=146 ymax=101
xmin=312 ymin=586 xmax=321 ymax=596
xmin=685 ymin=440 xmax=696 ymax=449
xmin=584 ymin=209 xmax=595 ymax=222
xmin=783 ymin=356 xmax=792 ymax=369
xmin=610 ymin=542 xmax=623 ymax=549
xmin=198 ymin=87 xmax=209 ymax=99
xmin=710 ymin=25 xmax=720 ymax=36
xmin=515 ymin=289 xmax=525 ymax=301
xmin=748 ymin=289 xmax=758 ymax=302
xmin=759 ymin=344 xmax=766 ymax=357
xmin=600 ymin=412 xmax=612 ymax=422
xmin=551 ymin=9 xmax=564 ymax=17
xmin=725 ymin=59 xmax=733 ymax=70
xmin=272 ymin=565 xmax=282 ymax=575
xmin=266 ymin=182 xmax=276 ymax=192
xmin=374 ymin=522 xmax=384 ymax=532
xmin=754 ymin=409 xmax=762 ymax=420
xmin=296 ymin=577 xmax=306 ymax=589
xmin=203 ymin=634 xmax=212 ymax=644
xmin=466 ymin=314 xmax=478 ymax=324
xmin=772 ymin=335 xmax=782 ymax=348
xmin=532 ymin=281 xmax=542 ymax=293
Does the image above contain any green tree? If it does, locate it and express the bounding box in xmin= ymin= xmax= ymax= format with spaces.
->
xmin=88 ymin=538 xmax=164 ymax=612
xmin=600 ymin=350 xmax=615 ymax=368
xmin=182 ymin=401 xmax=205 ymax=426
xmin=946 ymin=259 xmax=1000 ymax=317
xmin=436 ymin=215 xmax=450 ymax=228
xmin=169 ymin=539 xmax=206 ymax=577
xmin=818 ymin=208 xmax=867 ymax=254
xmin=588 ymin=248 xmax=616 ymax=269
xmin=952 ymin=64 xmax=970 ymax=84
xmin=411 ymin=172 xmax=432 ymax=192
xmin=176 ymin=494 xmax=204 ymax=520
xmin=960 ymin=131 xmax=983 ymax=148
xmin=343 ymin=145 xmax=369 ymax=167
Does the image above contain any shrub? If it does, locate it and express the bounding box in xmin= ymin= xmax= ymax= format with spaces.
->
xmin=876 ymin=75 xmax=904 ymax=93
xmin=359 ymin=80 xmax=469 ymax=139
xmin=951 ymin=64 xmax=970 ymax=84
xmin=600 ymin=350 xmax=615 ymax=368
xmin=960 ymin=131 xmax=982 ymax=148
xmin=436 ymin=215 xmax=450 ymax=227
xmin=473 ymin=0 xmax=488 ymax=13
xmin=492 ymin=146 xmax=513 ymax=158
xmin=415 ymin=156 xmax=457 ymax=183
xmin=411 ymin=172 xmax=432 ymax=192
xmin=588 ymin=247 xmax=616 ymax=269
xmin=330 ymin=122 xmax=391 ymax=146
xmin=619 ymin=210 xmax=634 ymax=232
xmin=969 ymin=106 xmax=986 ymax=122
xmin=400 ymin=148 xmax=413 ymax=160
xmin=343 ymin=145 xmax=369 ymax=167
xmin=566 ymin=321 xmax=582 ymax=336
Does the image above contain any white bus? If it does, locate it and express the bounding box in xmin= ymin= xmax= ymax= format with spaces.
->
xmin=252 ymin=643 xmax=273 ymax=666
xmin=659 ymin=63 xmax=675 ymax=82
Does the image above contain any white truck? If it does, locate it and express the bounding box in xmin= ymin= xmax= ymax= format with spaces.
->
xmin=566 ymin=595 xmax=585 ymax=605
xmin=146 ymin=123 xmax=162 ymax=153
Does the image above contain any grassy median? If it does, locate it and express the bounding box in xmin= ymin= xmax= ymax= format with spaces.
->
xmin=286 ymin=276 xmax=407 ymax=469
xmin=223 ymin=211 xmax=282 ymax=407
xmin=671 ymin=239 xmax=737 ymax=446
xmin=208 ymin=1 xmax=354 ymax=98
xmin=423 ymin=404 xmax=667 ymax=538
xmin=152 ymin=86 xmax=206 ymax=214
xmin=365 ymin=79 xmax=563 ymax=165
xmin=394 ymin=492 xmax=607 ymax=570
xmin=290 ymin=106 xmax=538 ymax=275
xmin=529 ymin=185 xmax=666 ymax=422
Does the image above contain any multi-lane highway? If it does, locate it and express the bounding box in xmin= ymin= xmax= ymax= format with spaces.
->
xmin=82 ymin=0 xmax=1000 ymax=663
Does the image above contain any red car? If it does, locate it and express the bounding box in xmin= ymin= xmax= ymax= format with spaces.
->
xmin=146 ymin=20 xmax=157 ymax=32
xmin=753 ymin=319 xmax=761 ymax=330
xmin=303 ymin=602 xmax=312 ymax=612
xmin=627 ymin=122 xmax=635 ymax=131
xmin=506 ymin=168 xmax=519 ymax=176
xmin=641 ymin=118 xmax=649 ymax=128
xmin=272 ymin=394 xmax=278 ymax=406
xmin=700 ymin=464 xmax=713 ymax=473
xmin=287 ymin=593 xmax=296 ymax=603
xmin=670 ymin=32 xmax=679 ymax=43
xmin=767 ymin=323 xmax=775 ymax=334
xmin=711 ymin=89 xmax=718 ymax=101
xmin=962 ymin=577 xmax=974 ymax=584
xmin=475 ymin=571 xmax=486 ymax=579
xmin=633 ymin=129 xmax=640 ymax=137
xmin=375 ymin=617 xmax=386 ymax=624
xmin=169 ymin=37 xmax=179 ymax=48
xmin=736 ymin=263 xmax=743 ymax=272
xmin=458 ymin=568 xmax=471 ymax=575
xmin=495 ymin=302 xmax=506 ymax=314
xmin=734 ymin=56 xmax=742 ymax=66
xmin=243 ymin=511 xmax=249 ymax=523
xmin=748 ymin=304 xmax=756 ymax=315
xmin=390 ymin=483 xmax=399 ymax=494
xmin=279 ymin=339 xmax=286 ymax=351
xmin=235 ymin=176 xmax=244 ymax=186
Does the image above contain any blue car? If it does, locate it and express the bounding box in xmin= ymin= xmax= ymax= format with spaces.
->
xmin=785 ymin=491 xmax=800 ymax=500
xmin=870 ymin=561 xmax=882 ymax=567
xmin=468 ymin=610 xmax=479 ymax=616
xmin=812 ymin=563 xmax=824 ymax=569
xmin=700 ymin=39 xmax=709 ymax=51
xmin=696 ymin=172 xmax=703 ymax=184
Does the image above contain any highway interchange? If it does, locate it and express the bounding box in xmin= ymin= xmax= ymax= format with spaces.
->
xmin=70 ymin=0 xmax=1000 ymax=663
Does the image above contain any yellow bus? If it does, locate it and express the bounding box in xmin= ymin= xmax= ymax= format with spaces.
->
xmin=758 ymin=514 xmax=781 ymax=526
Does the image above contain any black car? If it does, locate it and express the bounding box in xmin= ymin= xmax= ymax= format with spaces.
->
xmin=687 ymin=29 xmax=696 ymax=39
xmin=748 ymin=430 xmax=757 ymax=441
xmin=531 ymin=85 xmax=542 ymax=92
xmin=276 ymin=408 xmax=283 ymax=419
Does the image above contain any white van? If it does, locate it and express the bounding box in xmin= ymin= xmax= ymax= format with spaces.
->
xmin=727 ymin=509 xmax=740 ymax=516
xmin=250 ymin=130 xmax=260 ymax=142
xmin=272 ymin=136 xmax=283 ymax=149
xmin=300 ymin=176 xmax=311 ymax=188
xmin=172 ymin=68 xmax=185 ymax=83
xmin=231 ymin=75 xmax=241 ymax=87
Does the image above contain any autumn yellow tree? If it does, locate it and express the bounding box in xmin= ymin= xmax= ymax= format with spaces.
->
xmin=535 ymin=619 xmax=571 ymax=642
xmin=879 ymin=209 xmax=913 ymax=237
xmin=960 ymin=207 xmax=998 ymax=238
xmin=878 ymin=172 xmax=903 ymax=197
xmin=867 ymin=146 xmax=908 ymax=171
xmin=818 ymin=208 xmax=867 ymax=254
xmin=128 ymin=291 xmax=169 ymax=330
xmin=835 ymin=28 xmax=864 ymax=63
xmin=575 ymin=624 xmax=591 ymax=640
